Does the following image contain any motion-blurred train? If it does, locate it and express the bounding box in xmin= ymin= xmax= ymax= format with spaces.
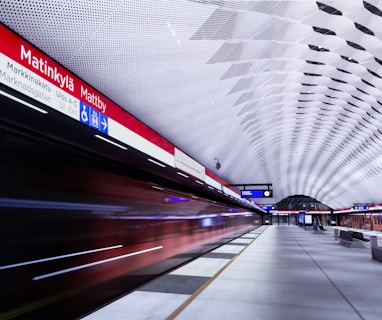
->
xmin=0 ymin=123 xmax=261 ymax=319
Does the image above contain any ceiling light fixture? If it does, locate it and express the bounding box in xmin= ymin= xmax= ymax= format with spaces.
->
xmin=94 ymin=135 xmax=127 ymax=150
xmin=1 ymin=90 xmax=48 ymax=114
xmin=177 ymin=171 xmax=189 ymax=178
xmin=148 ymin=158 xmax=166 ymax=167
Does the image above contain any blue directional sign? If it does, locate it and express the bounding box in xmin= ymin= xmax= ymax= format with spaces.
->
xmin=354 ymin=205 xmax=368 ymax=210
xmin=241 ymin=189 xmax=273 ymax=198
xmin=80 ymin=101 xmax=108 ymax=135
xmin=99 ymin=113 xmax=108 ymax=134
xmin=80 ymin=101 xmax=90 ymax=126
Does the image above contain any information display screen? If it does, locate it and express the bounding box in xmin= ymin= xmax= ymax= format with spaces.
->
xmin=298 ymin=212 xmax=305 ymax=224
xmin=241 ymin=189 xmax=273 ymax=198
xmin=304 ymin=214 xmax=312 ymax=224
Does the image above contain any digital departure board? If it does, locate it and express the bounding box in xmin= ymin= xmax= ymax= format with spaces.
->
xmin=240 ymin=189 xmax=273 ymax=198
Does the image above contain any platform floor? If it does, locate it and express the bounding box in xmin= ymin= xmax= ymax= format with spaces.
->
xmin=82 ymin=225 xmax=382 ymax=320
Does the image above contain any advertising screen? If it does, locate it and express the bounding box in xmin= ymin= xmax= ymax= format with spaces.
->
xmin=305 ymin=214 xmax=312 ymax=224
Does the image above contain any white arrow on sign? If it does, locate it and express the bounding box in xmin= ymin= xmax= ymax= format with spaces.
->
xmin=101 ymin=118 xmax=108 ymax=131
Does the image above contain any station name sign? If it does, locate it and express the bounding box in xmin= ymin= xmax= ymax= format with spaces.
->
xmin=20 ymin=44 xmax=75 ymax=93
xmin=0 ymin=23 xmax=174 ymax=153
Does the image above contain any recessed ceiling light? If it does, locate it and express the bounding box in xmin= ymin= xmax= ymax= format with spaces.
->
xmin=0 ymin=90 xmax=48 ymax=114
xmin=148 ymin=158 xmax=166 ymax=167
xmin=95 ymin=135 xmax=127 ymax=150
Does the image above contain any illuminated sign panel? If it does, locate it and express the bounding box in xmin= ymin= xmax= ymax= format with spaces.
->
xmin=353 ymin=205 xmax=368 ymax=210
xmin=305 ymin=214 xmax=312 ymax=224
xmin=241 ymin=190 xmax=273 ymax=198
xmin=0 ymin=24 xmax=174 ymax=155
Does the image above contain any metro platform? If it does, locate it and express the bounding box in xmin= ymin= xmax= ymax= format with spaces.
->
xmin=81 ymin=225 xmax=382 ymax=320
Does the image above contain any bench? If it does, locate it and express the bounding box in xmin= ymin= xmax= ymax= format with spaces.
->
xmin=338 ymin=230 xmax=365 ymax=248
xmin=352 ymin=231 xmax=369 ymax=242
xmin=338 ymin=230 xmax=353 ymax=246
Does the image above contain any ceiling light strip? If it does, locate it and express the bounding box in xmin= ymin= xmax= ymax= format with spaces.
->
xmin=0 ymin=90 xmax=48 ymax=114
xmin=147 ymin=158 xmax=166 ymax=167
xmin=177 ymin=172 xmax=189 ymax=178
xmin=94 ymin=134 xmax=127 ymax=150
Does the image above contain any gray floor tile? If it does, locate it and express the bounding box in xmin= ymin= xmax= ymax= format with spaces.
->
xmin=138 ymin=274 xmax=209 ymax=295
xmin=203 ymin=252 xmax=236 ymax=259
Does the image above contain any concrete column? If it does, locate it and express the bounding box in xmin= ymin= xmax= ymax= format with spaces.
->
xmin=370 ymin=235 xmax=378 ymax=248
xmin=370 ymin=236 xmax=378 ymax=260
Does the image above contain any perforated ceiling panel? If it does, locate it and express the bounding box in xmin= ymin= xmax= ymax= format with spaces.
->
xmin=2 ymin=0 xmax=382 ymax=209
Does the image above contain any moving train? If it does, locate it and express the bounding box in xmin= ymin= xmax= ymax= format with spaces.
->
xmin=0 ymin=123 xmax=261 ymax=319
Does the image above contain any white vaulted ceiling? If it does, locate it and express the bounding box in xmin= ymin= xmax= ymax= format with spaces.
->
xmin=2 ymin=0 xmax=382 ymax=209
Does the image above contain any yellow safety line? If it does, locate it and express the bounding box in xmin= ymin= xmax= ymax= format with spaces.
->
xmin=166 ymin=227 xmax=267 ymax=320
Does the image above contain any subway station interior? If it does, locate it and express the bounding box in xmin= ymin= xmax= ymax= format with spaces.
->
xmin=2 ymin=1 xmax=382 ymax=319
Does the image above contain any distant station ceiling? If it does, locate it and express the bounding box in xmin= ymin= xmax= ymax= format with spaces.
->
xmin=2 ymin=1 xmax=382 ymax=210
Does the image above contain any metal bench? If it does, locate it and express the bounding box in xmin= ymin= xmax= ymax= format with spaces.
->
xmin=338 ymin=230 xmax=365 ymax=248
xmin=352 ymin=231 xmax=369 ymax=242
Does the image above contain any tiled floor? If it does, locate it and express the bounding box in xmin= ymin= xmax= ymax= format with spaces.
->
xmin=82 ymin=225 xmax=382 ymax=320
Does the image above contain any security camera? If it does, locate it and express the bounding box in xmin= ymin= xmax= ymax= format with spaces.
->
xmin=214 ymin=157 xmax=221 ymax=170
